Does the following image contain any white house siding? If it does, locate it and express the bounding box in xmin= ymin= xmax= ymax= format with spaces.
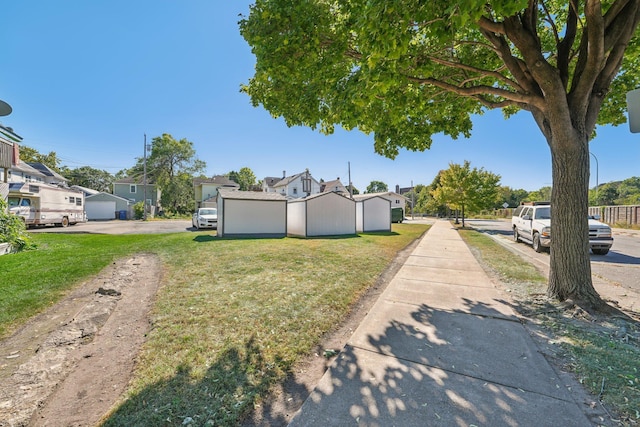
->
xmin=217 ymin=189 xmax=287 ymax=237
xmin=286 ymin=200 xmax=307 ymax=236
xmin=356 ymin=196 xmax=391 ymax=232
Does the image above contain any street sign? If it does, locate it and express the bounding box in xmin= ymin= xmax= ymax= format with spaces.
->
xmin=626 ymin=89 xmax=640 ymax=133
xmin=502 ymin=203 xmax=509 ymax=209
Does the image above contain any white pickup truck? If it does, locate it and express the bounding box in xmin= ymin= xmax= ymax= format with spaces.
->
xmin=511 ymin=201 xmax=613 ymax=255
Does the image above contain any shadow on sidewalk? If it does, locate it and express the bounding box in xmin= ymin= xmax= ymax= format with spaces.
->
xmin=289 ymin=300 xmax=599 ymax=427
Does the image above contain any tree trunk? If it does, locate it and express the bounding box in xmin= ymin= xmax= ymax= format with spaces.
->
xmin=461 ymin=203 xmax=465 ymax=228
xmin=547 ymin=134 xmax=606 ymax=310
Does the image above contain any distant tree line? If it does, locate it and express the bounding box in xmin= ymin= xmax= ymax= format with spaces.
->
xmin=18 ymin=143 xmax=640 ymax=218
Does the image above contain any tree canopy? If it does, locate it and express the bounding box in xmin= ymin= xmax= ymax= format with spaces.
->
xmin=240 ymin=0 xmax=640 ymax=311
xmin=365 ymin=180 xmax=388 ymax=193
xmin=17 ymin=145 xmax=62 ymax=172
xmin=431 ymin=161 xmax=501 ymax=227
xmin=228 ymin=167 xmax=257 ymax=191
xmin=130 ymin=134 xmax=206 ymax=214
xmin=60 ymin=166 xmax=114 ymax=193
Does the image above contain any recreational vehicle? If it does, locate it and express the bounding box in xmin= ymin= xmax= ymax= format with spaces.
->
xmin=8 ymin=182 xmax=86 ymax=227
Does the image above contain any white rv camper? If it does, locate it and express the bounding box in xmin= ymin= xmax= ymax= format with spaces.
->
xmin=8 ymin=182 xmax=86 ymax=227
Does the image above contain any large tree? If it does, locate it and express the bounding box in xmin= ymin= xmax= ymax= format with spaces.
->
xmin=365 ymin=180 xmax=388 ymax=193
xmin=130 ymin=134 xmax=206 ymax=214
xmin=431 ymin=161 xmax=501 ymax=227
xmin=18 ymin=145 xmax=62 ymax=172
xmin=228 ymin=166 xmax=257 ymax=191
xmin=240 ymin=0 xmax=640 ymax=311
xmin=60 ymin=166 xmax=114 ymax=193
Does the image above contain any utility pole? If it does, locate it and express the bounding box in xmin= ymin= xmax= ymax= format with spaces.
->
xmin=143 ymin=134 xmax=147 ymax=221
xmin=348 ymin=161 xmax=353 ymax=198
xmin=411 ymin=180 xmax=414 ymax=220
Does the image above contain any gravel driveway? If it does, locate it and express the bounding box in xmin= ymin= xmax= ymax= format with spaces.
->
xmin=26 ymin=219 xmax=194 ymax=235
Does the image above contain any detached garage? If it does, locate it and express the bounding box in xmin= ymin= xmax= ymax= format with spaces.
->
xmin=355 ymin=195 xmax=391 ymax=233
xmin=217 ymin=189 xmax=287 ymax=238
xmin=85 ymin=193 xmax=131 ymax=220
xmin=288 ymin=192 xmax=356 ymax=237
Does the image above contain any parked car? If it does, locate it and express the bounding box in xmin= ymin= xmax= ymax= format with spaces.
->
xmin=192 ymin=208 xmax=217 ymax=230
xmin=511 ymin=201 xmax=613 ymax=254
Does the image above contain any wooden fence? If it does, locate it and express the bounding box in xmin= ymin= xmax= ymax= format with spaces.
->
xmin=492 ymin=205 xmax=640 ymax=226
xmin=589 ymin=205 xmax=640 ymax=226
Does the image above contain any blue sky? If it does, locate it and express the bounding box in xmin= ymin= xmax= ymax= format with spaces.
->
xmin=1 ymin=1 xmax=638 ymax=193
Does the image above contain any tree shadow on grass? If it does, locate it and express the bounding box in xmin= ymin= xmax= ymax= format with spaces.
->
xmin=102 ymin=336 xmax=304 ymax=427
xmin=193 ymin=235 xmax=217 ymax=243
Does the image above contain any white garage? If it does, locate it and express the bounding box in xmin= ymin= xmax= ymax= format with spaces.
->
xmin=86 ymin=201 xmax=115 ymax=220
xmin=85 ymin=193 xmax=131 ymax=220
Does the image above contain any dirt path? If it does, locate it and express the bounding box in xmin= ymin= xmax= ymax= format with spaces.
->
xmin=0 ymin=254 xmax=162 ymax=427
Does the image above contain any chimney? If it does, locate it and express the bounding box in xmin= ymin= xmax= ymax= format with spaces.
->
xmin=13 ymin=142 xmax=20 ymax=165
xmin=395 ymin=184 xmax=400 ymax=193
xmin=282 ymin=170 xmax=286 ymax=178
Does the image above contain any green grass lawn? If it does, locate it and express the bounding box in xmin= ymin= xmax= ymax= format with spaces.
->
xmin=0 ymin=223 xmax=429 ymax=426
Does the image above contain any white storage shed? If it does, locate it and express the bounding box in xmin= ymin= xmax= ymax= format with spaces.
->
xmin=287 ymin=192 xmax=356 ymax=237
xmin=355 ymin=195 xmax=391 ymax=233
xmin=217 ymin=189 xmax=287 ymax=238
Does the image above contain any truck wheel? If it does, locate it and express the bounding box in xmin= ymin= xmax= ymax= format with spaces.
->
xmin=532 ymin=232 xmax=543 ymax=253
xmin=513 ymin=228 xmax=520 ymax=242
xmin=61 ymin=217 xmax=69 ymax=228
xmin=592 ymin=248 xmax=609 ymax=255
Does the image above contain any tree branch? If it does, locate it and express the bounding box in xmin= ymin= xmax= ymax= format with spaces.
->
xmin=404 ymin=74 xmax=542 ymax=109
xmin=570 ymin=0 xmax=606 ymax=116
xmin=424 ymin=55 xmax=524 ymax=91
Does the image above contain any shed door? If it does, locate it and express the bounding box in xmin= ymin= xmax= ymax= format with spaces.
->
xmin=86 ymin=201 xmax=116 ymax=220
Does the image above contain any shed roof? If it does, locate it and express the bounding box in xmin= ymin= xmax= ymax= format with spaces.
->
xmin=218 ymin=188 xmax=287 ymax=201
xmin=289 ymin=190 xmax=355 ymax=203
xmin=353 ymin=191 xmax=408 ymax=201
xmin=86 ymin=192 xmax=131 ymax=203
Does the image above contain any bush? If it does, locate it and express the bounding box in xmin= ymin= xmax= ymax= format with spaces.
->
xmin=133 ymin=202 xmax=144 ymax=220
xmin=0 ymin=199 xmax=35 ymax=252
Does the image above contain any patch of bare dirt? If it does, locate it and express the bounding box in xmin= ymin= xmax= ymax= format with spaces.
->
xmin=0 ymin=254 xmax=162 ymax=427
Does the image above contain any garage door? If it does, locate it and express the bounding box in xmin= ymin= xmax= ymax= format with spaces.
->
xmin=86 ymin=201 xmax=116 ymax=220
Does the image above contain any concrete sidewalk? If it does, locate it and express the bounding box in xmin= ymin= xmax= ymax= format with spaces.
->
xmin=288 ymin=220 xmax=594 ymax=426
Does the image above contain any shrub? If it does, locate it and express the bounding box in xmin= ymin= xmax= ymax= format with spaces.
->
xmin=133 ymin=202 xmax=144 ymax=220
xmin=0 ymin=198 xmax=35 ymax=252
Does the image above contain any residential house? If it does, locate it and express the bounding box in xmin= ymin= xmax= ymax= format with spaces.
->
xmin=1 ymin=125 xmax=21 ymax=200
xmin=320 ymin=177 xmax=350 ymax=196
xmin=263 ymin=170 xmax=321 ymax=199
xmin=113 ymin=177 xmax=161 ymax=216
xmin=24 ymin=162 xmax=68 ymax=185
xmin=193 ymin=175 xmax=240 ymax=210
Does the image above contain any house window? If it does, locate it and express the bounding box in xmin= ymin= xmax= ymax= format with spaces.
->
xmin=293 ymin=187 xmax=298 ymax=195
xmin=130 ymin=185 xmax=136 ymax=193
xmin=69 ymin=197 xmax=75 ymax=204
xmin=76 ymin=198 xmax=82 ymax=206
